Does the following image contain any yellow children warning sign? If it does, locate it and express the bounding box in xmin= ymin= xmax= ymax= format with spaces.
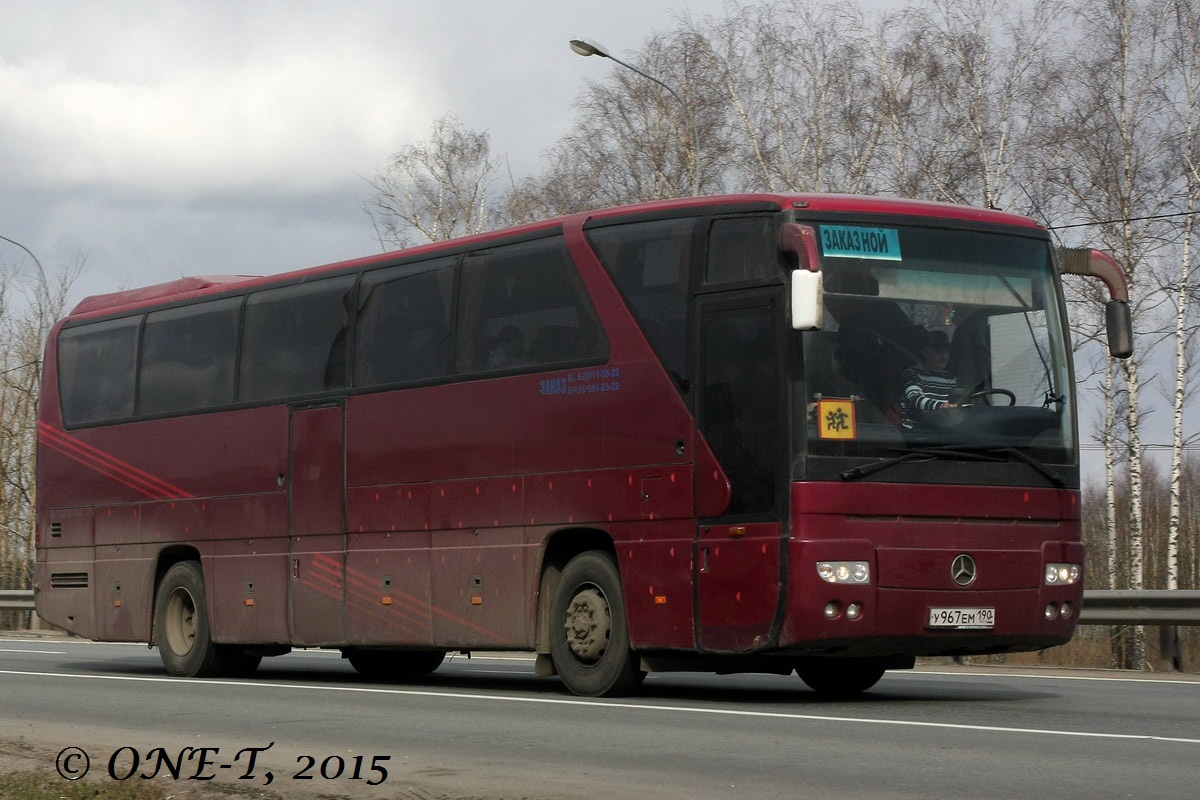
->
xmin=818 ymin=398 xmax=857 ymax=439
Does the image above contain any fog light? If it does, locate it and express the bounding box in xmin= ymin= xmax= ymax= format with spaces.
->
xmin=1044 ymin=603 xmax=1058 ymax=620
xmin=824 ymin=602 xmax=841 ymax=620
xmin=817 ymin=561 xmax=871 ymax=584
xmin=1060 ymin=602 xmax=1073 ymax=619
xmin=846 ymin=602 xmax=863 ymax=621
xmin=1045 ymin=563 xmax=1081 ymax=585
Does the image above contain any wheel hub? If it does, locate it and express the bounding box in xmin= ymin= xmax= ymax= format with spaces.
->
xmin=165 ymin=588 xmax=197 ymax=656
xmin=563 ymin=587 xmax=610 ymax=663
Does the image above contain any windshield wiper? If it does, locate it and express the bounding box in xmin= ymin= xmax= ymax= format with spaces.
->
xmin=839 ymin=445 xmax=1065 ymax=487
xmin=839 ymin=447 xmax=994 ymax=481
xmin=988 ymin=446 xmax=1066 ymax=487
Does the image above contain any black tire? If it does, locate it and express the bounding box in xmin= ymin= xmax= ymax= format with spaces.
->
xmin=344 ymin=649 xmax=446 ymax=678
xmin=796 ymin=658 xmax=886 ymax=697
xmin=154 ymin=561 xmax=224 ymax=677
xmin=549 ymin=551 xmax=645 ymax=697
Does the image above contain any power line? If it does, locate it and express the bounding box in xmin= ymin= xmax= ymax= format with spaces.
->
xmin=1048 ymin=210 xmax=1199 ymax=231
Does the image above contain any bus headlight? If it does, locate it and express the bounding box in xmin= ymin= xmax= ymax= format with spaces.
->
xmin=1044 ymin=563 xmax=1081 ymax=585
xmin=817 ymin=561 xmax=871 ymax=584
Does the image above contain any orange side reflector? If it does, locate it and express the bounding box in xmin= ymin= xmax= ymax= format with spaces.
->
xmin=381 ymin=596 xmax=393 ymax=606
xmin=112 ymin=599 xmax=122 ymax=608
xmin=654 ymin=596 xmax=667 ymax=605
xmin=244 ymin=599 xmax=254 ymax=606
xmin=471 ymin=596 xmax=483 ymax=605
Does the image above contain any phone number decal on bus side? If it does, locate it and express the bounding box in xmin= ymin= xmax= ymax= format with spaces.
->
xmin=540 ymin=367 xmax=622 ymax=397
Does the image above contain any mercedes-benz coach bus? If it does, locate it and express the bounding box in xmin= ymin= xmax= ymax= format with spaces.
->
xmin=35 ymin=194 xmax=1131 ymax=696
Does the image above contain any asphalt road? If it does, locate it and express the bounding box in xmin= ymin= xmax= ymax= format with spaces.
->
xmin=1 ymin=635 xmax=1198 ymax=799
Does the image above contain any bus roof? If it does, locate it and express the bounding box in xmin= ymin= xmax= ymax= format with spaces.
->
xmin=66 ymin=193 xmax=1043 ymax=318
xmin=70 ymin=275 xmax=261 ymax=316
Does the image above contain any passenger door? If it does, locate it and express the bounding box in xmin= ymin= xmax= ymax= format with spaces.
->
xmin=288 ymin=400 xmax=348 ymax=645
xmin=694 ymin=293 xmax=787 ymax=652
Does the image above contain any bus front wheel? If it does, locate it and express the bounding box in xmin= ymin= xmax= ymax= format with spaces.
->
xmin=154 ymin=561 xmax=224 ymax=678
xmin=549 ymin=551 xmax=645 ymax=697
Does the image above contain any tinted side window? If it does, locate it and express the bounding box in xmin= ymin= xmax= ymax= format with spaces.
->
xmin=58 ymin=316 xmax=140 ymax=425
xmin=586 ymin=218 xmax=694 ymax=386
xmin=240 ymin=276 xmax=355 ymax=402
xmin=456 ymin=237 xmax=607 ymax=374
xmin=139 ymin=298 xmax=240 ymax=416
xmin=706 ymin=216 xmax=782 ymax=285
xmin=356 ymin=258 xmax=456 ymax=387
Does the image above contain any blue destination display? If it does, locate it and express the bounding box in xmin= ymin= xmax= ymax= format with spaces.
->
xmin=820 ymin=225 xmax=902 ymax=261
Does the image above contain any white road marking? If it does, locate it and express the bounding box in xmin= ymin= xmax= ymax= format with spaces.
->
xmin=2 ymin=667 xmax=1197 ymax=746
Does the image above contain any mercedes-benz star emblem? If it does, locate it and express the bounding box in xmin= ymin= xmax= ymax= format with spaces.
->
xmin=951 ymin=554 xmax=977 ymax=587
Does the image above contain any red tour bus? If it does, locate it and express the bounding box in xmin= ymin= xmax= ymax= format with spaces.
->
xmin=35 ymin=194 xmax=1131 ymax=697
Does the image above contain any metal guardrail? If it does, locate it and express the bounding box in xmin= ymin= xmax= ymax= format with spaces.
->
xmin=0 ymin=589 xmax=34 ymax=611
xmin=4 ymin=589 xmax=1200 ymax=620
xmin=1076 ymin=590 xmax=1200 ymax=626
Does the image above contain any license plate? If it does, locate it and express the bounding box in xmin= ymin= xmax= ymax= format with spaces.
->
xmin=928 ymin=607 xmax=995 ymax=629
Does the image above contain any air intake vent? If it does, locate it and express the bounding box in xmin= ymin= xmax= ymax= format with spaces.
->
xmin=50 ymin=522 xmax=63 ymax=537
xmin=50 ymin=572 xmax=89 ymax=588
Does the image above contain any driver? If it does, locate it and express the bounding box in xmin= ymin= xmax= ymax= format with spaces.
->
xmin=900 ymin=329 xmax=960 ymax=428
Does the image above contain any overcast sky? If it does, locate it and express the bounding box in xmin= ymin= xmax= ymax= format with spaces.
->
xmin=0 ymin=0 xmax=780 ymax=300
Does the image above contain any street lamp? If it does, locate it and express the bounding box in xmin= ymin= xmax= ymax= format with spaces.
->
xmin=0 ymin=234 xmax=44 ymax=275
xmin=569 ymin=37 xmax=701 ymax=196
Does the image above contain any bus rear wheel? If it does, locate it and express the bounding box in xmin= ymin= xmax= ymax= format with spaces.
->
xmin=549 ymin=551 xmax=644 ymax=697
xmin=154 ymin=561 xmax=223 ymax=678
xmin=796 ymin=657 xmax=887 ymax=697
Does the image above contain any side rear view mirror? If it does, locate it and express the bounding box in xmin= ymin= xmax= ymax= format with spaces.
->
xmin=1055 ymin=247 xmax=1133 ymax=359
xmin=782 ymin=223 xmax=823 ymax=330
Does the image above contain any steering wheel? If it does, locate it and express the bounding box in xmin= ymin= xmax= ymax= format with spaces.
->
xmin=967 ymin=388 xmax=1016 ymax=406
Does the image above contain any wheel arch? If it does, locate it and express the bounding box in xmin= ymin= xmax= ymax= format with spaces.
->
xmin=534 ymin=527 xmax=617 ymax=655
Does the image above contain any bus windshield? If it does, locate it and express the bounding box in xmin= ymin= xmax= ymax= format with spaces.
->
xmin=802 ymin=224 xmax=1073 ymax=465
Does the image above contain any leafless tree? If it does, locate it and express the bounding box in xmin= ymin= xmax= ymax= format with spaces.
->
xmin=685 ymin=1 xmax=888 ymax=195
xmin=899 ymin=0 xmax=1062 ymax=211
xmin=363 ymin=114 xmax=503 ymax=248
xmin=0 ymin=246 xmax=79 ymax=608
xmin=1162 ymin=0 xmax=1200 ymax=593
xmin=1050 ymin=0 xmax=1180 ymax=668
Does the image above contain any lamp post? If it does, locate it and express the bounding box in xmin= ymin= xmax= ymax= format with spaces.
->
xmin=0 ymin=234 xmax=44 ymax=275
xmin=569 ymin=37 xmax=701 ymax=196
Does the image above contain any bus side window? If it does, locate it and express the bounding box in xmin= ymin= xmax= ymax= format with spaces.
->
xmin=455 ymin=236 xmax=607 ymax=375
xmin=355 ymin=258 xmax=455 ymax=386
xmin=139 ymin=298 xmax=240 ymax=416
xmin=58 ymin=316 xmax=140 ymax=425
xmin=240 ymin=275 xmax=355 ymax=403
xmin=706 ymin=216 xmax=781 ymax=286
xmin=587 ymin=218 xmax=693 ymax=388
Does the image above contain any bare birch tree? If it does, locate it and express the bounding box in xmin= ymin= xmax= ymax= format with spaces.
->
xmin=1052 ymin=0 xmax=1179 ymax=668
xmin=688 ymin=1 xmax=887 ymax=194
xmin=0 ymin=244 xmax=79 ymax=610
xmin=1164 ymin=0 xmax=1200 ymax=593
xmin=363 ymin=113 xmax=502 ymax=248
xmin=898 ymin=0 xmax=1062 ymax=210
